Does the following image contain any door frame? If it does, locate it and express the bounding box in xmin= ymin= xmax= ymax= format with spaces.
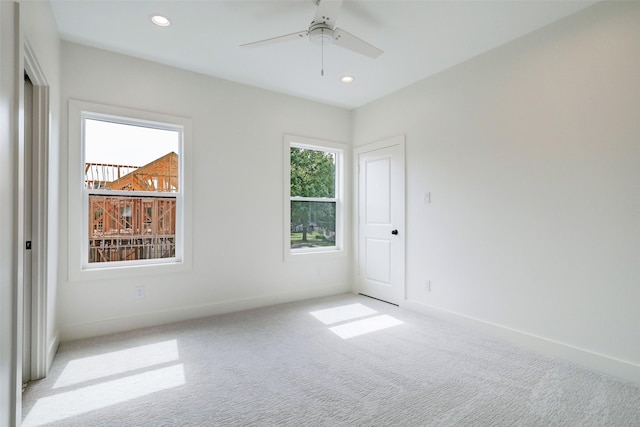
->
xmin=353 ymin=135 xmax=406 ymax=303
xmin=23 ymin=41 xmax=50 ymax=381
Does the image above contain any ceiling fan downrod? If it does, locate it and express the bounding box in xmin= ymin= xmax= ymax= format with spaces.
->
xmin=321 ymin=28 xmax=325 ymax=77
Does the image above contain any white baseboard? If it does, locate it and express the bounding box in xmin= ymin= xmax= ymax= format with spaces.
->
xmin=402 ymin=299 xmax=640 ymax=385
xmin=60 ymin=284 xmax=349 ymax=341
xmin=47 ymin=333 xmax=60 ymax=373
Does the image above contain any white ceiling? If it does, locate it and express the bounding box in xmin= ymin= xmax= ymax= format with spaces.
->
xmin=49 ymin=0 xmax=598 ymax=109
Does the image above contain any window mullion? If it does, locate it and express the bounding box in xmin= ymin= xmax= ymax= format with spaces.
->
xmin=87 ymin=189 xmax=179 ymax=198
xmin=290 ymin=197 xmax=338 ymax=203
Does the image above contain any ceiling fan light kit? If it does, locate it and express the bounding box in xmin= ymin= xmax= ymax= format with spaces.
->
xmin=241 ymin=0 xmax=383 ymax=76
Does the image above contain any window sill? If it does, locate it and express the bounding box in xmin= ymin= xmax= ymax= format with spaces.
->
xmin=69 ymin=259 xmax=191 ymax=282
xmin=285 ymin=248 xmax=346 ymax=262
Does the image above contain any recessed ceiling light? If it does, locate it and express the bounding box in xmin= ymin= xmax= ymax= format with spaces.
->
xmin=151 ymin=15 xmax=171 ymax=27
xmin=341 ymin=76 xmax=354 ymax=83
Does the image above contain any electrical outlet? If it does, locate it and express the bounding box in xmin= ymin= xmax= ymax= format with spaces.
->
xmin=134 ymin=285 xmax=145 ymax=299
xmin=424 ymin=192 xmax=431 ymax=204
xmin=425 ymin=280 xmax=431 ymax=292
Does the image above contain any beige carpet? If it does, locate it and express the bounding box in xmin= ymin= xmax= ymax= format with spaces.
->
xmin=22 ymin=294 xmax=640 ymax=426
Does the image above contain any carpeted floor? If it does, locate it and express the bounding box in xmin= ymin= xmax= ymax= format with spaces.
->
xmin=22 ymin=294 xmax=640 ymax=426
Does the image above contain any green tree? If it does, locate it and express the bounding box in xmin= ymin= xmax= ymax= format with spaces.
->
xmin=290 ymin=147 xmax=335 ymax=245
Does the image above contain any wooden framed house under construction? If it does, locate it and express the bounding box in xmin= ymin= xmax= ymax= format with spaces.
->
xmin=85 ymin=152 xmax=178 ymax=263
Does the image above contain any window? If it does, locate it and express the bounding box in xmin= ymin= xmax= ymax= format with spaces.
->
xmin=284 ymin=135 xmax=344 ymax=258
xmin=64 ymin=99 xmax=195 ymax=281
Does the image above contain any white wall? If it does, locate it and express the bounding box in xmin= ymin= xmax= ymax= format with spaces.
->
xmin=58 ymin=42 xmax=352 ymax=340
xmin=352 ymin=1 xmax=640 ymax=382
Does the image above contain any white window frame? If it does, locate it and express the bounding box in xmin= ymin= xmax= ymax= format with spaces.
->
xmin=68 ymin=100 xmax=192 ymax=281
xmin=284 ymin=134 xmax=345 ymax=261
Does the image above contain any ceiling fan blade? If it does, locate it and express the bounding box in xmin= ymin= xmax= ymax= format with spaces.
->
xmin=313 ymin=0 xmax=344 ymax=28
xmin=240 ymin=30 xmax=307 ymax=48
xmin=333 ymin=28 xmax=383 ymax=58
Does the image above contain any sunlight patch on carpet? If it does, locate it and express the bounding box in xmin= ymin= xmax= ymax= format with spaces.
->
xmin=309 ymin=303 xmax=379 ymax=325
xmin=329 ymin=314 xmax=403 ymax=339
xmin=23 ymin=364 xmax=185 ymax=426
xmin=54 ymin=340 xmax=179 ymax=389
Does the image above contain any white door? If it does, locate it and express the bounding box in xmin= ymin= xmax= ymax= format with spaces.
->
xmin=356 ymin=135 xmax=405 ymax=304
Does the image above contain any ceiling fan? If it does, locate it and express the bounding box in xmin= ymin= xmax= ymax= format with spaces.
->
xmin=241 ymin=0 xmax=383 ymax=63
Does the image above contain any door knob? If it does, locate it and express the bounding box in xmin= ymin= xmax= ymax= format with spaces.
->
xmin=391 ymin=229 xmax=398 ymax=235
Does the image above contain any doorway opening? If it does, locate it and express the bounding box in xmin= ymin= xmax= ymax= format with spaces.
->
xmin=22 ymin=44 xmax=52 ymax=388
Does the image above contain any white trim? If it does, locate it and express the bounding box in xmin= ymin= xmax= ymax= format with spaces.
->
xmin=68 ymin=100 xmax=193 ymax=281
xmin=354 ymin=134 xmax=405 ymax=155
xmin=23 ymin=40 xmax=50 ymax=380
xmin=0 ymin=2 xmax=21 ymax=424
xmin=403 ymin=299 xmax=640 ymax=385
xmin=46 ymin=333 xmax=60 ymax=373
xmin=60 ymin=285 xmax=350 ymax=341
xmin=283 ymin=134 xmax=346 ymax=262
